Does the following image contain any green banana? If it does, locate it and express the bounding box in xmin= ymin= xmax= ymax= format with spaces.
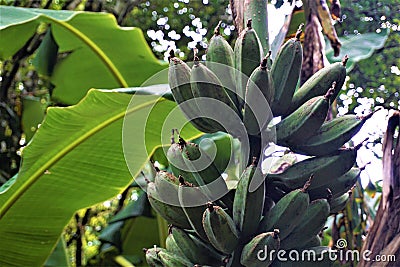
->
xmin=154 ymin=170 xmax=181 ymax=204
xmin=329 ymin=192 xmax=350 ymax=214
xmin=158 ymin=249 xmax=194 ymax=267
xmin=270 ymin=246 xmax=334 ymax=267
xmin=302 ymin=235 xmax=322 ymax=248
xmin=260 ymin=187 xmax=310 ymax=239
xmin=178 ymin=137 xmax=229 ymax=204
xmin=144 ymin=247 xmax=165 ymax=267
xmin=233 ymin=159 xmax=265 ymax=242
xmin=168 ymin=51 xmax=215 ymax=133
xmin=287 ymin=56 xmax=348 ymax=115
xmin=167 ymin=141 xmax=199 ymax=186
xmin=280 ymin=199 xmax=330 ymax=250
xmin=308 ymin=167 xmax=361 ymax=200
xmin=276 ymin=87 xmax=334 ymax=146
xmin=206 ymin=21 xmax=238 ymax=108
xmin=269 ymin=147 xmax=358 ymax=191
xmin=243 ymin=54 xmax=275 ymax=135
xmin=191 ymin=54 xmax=241 ymax=129
xmin=202 ymin=203 xmax=240 ymax=254
xmin=271 ymin=26 xmax=303 ymax=116
xmin=178 ymin=179 xmax=209 ymax=241
xmin=170 ymin=226 xmax=227 ymax=266
xmin=165 ymin=233 xmax=186 ymax=259
xmin=147 ymin=182 xmax=192 ymax=229
xmin=288 ymin=112 xmax=374 ymax=156
xmin=240 ymin=230 xmax=280 ymax=267
xmin=234 ymin=19 xmax=263 ymax=109
xmin=180 ymin=137 xmax=223 ymax=185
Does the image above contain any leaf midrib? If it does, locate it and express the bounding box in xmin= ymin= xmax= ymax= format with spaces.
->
xmin=45 ymin=16 xmax=129 ymax=88
xmin=0 ymin=95 xmax=166 ymax=219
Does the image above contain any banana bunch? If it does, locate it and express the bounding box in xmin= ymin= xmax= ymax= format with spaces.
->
xmin=169 ymin=19 xmax=274 ymax=138
xmin=145 ymin=17 xmax=373 ymax=266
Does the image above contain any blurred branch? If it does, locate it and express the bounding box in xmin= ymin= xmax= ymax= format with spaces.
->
xmin=43 ymin=0 xmax=53 ymax=9
xmin=113 ymin=0 xmax=142 ymax=25
xmin=84 ymin=0 xmax=104 ymax=12
xmin=62 ymin=0 xmax=83 ymax=10
xmin=0 ymin=33 xmax=44 ymax=102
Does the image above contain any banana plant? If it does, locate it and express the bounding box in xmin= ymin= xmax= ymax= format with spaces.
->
xmin=141 ymin=1 xmax=386 ymax=266
xmin=0 ymin=2 xmax=391 ymax=266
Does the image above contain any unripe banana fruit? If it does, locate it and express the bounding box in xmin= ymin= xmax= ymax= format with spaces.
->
xmin=302 ymin=235 xmax=322 ymax=248
xmin=154 ymin=170 xmax=180 ymax=204
xmin=280 ymin=199 xmax=330 ymax=250
xmin=271 ymin=25 xmax=303 ymax=117
xmin=169 ymin=226 xmax=227 ymax=265
xmin=234 ymin=19 xmax=263 ymax=109
xmin=243 ymin=54 xmax=275 ymax=135
xmin=276 ymin=86 xmax=334 ymax=146
xmin=288 ymin=112 xmax=374 ymax=156
xmin=168 ymin=51 xmax=215 ymax=133
xmin=203 ymin=203 xmax=240 ymax=254
xmin=233 ymin=158 xmax=265 ymax=242
xmin=191 ymin=53 xmax=242 ymax=135
xmin=269 ymin=147 xmax=358 ymax=192
xmin=287 ymin=56 xmax=348 ymax=115
xmin=178 ymin=177 xmax=210 ymax=240
xmin=144 ymin=247 xmax=164 ymax=267
xmin=259 ymin=185 xmax=310 ymax=239
xmin=158 ymin=249 xmax=193 ymax=267
xmin=329 ymin=192 xmax=351 ymax=214
xmin=206 ymin=21 xmax=238 ymax=108
xmin=180 ymin=137 xmax=225 ymax=185
xmin=167 ymin=140 xmax=199 ymax=186
xmin=147 ymin=182 xmax=191 ymax=229
xmin=308 ymin=167 xmax=361 ymax=200
xmin=240 ymin=229 xmax=280 ymax=267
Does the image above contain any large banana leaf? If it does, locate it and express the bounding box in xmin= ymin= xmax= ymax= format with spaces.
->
xmin=0 ymin=89 xmax=201 ymax=267
xmin=326 ymin=28 xmax=390 ymax=72
xmin=0 ymin=6 xmax=167 ymax=104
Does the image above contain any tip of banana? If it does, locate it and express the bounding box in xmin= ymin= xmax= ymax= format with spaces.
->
xmin=214 ymin=21 xmax=222 ymax=35
xmin=361 ymin=106 xmax=382 ymax=120
xmin=302 ymin=175 xmax=313 ymax=192
xmin=295 ymin=24 xmax=304 ymax=40
xmin=246 ymin=18 xmax=252 ymax=29
xmin=178 ymin=175 xmax=186 ymax=185
xmin=360 ymin=161 xmax=371 ymax=171
xmin=251 ymin=157 xmax=258 ymax=166
xmin=324 ymin=82 xmax=336 ymax=99
xmin=273 ymin=229 xmax=280 ymax=238
xmin=168 ymin=49 xmax=175 ymax=62
xmin=261 ymin=52 xmax=271 ymax=69
xmin=193 ymin=48 xmax=200 ymax=64
xmin=178 ymin=136 xmax=186 ymax=148
xmin=327 ymin=188 xmax=333 ymax=201
xmin=354 ymin=137 xmax=368 ymax=150
xmin=342 ymin=55 xmax=349 ymax=66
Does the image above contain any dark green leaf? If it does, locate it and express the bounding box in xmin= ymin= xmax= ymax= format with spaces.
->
xmin=326 ymin=28 xmax=390 ymax=72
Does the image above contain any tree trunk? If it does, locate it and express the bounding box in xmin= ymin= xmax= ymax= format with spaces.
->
xmin=359 ymin=110 xmax=400 ymax=266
